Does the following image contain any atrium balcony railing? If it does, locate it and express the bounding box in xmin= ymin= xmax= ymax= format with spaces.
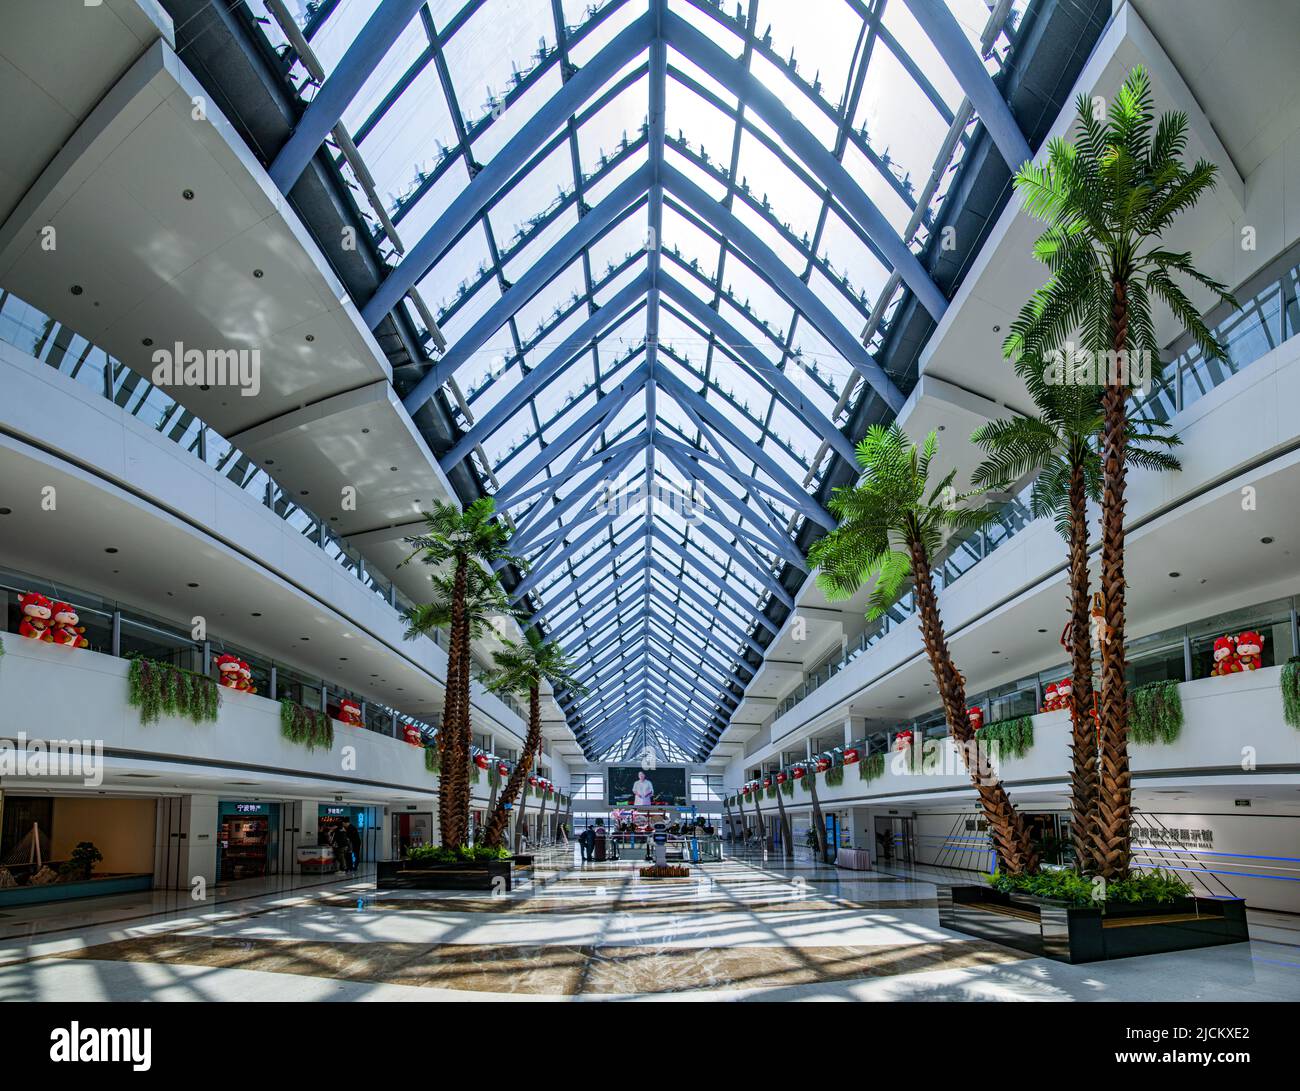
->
xmin=0 ymin=289 xmax=528 ymax=725
xmin=775 ymin=244 xmax=1300 ymax=723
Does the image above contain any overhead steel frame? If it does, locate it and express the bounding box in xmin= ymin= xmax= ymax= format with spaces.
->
xmin=262 ymin=0 xmax=1026 ymax=760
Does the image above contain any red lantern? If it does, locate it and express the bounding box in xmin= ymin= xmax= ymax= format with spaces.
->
xmin=497 ymin=761 xmax=509 ymax=775
xmin=474 ymin=753 xmax=490 ymax=770
xmin=815 ymin=758 xmax=830 ymax=773
xmin=776 ymin=771 xmax=787 ymax=785
xmin=843 ymin=747 xmax=860 ymax=764
xmin=968 ymin=707 xmax=984 ymax=732
xmin=792 ymin=767 xmax=805 ymax=780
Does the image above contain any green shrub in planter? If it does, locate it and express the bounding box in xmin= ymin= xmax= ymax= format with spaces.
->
xmin=978 ymin=716 xmax=1033 ymax=759
xmin=780 ymin=778 xmax=794 ymax=797
xmin=988 ymin=866 xmax=1191 ymax=907
xmin=406 ymin=843 xmax=510 ymax=864
xmin=824 ymin=764 xmax=844 ymax=787
xmin=424 ymin=745 xmax=440 ymax=774
xmin=799 ymin=776 xmax=811 ymax=793
xmin=279 ymin=700 xmax=334 ymax=750
xmin=128 ymin=657 xmax=220 ymax=725
xmin=1282 ymin=658 xmax=1300 ymax=729
xmin=858 ymin=752 xmax=885 ymax=783
xmin=59 ymin=841 xmax=103 ymax=881
xmin=1129 ymin=680 xmax=1183 ymax=745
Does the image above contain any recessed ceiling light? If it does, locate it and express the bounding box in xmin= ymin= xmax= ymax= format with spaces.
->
xmin=104 ymin=547 xmax=118 ymax=554
xmin=253 ymin=269 xmax=264 ymax=278
xmin=300 ymin=636 xmax=310 ymax=641
xmin=361 ymin=428 xmax=370 ymax=434
xmin=187 ymin=582 xmax=199 ymax=588
xmin=1168 ymin=571 xmax=1180 ymax=578
xmin=182 ymin=188 xmax=195 ymax=200
xmin=142 ymin=337 xmax=153 ymax=346
xmin=0 ymin=508 xmax=10 ymax=515
xmin=390 ymin=466 xmax=399 ymax=472
xmin=339 ymin=657 xmax=348 ymax=661
xmin=70 ymin=285 xmax=83 ymax=296
xmin=251 ymin=612 xmax=262 ymax=617
xmin=1261 ymin=537 xmax=1274 ymax=544
xmin=991 ymin=650 xmax=1001 ymax=654
xmin=265 ymin=459 xmax=275 ymax=465
xmin=305 ymin=334 xmax=315 ymax=342
xmin=1037 ymin=628 xmax=1047 ymax=633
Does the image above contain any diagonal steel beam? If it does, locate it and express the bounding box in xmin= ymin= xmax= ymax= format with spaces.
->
xmin=900 ymin=0 xmax=1031 ymax=170
xmin=269 ymin=0 xmax=428 ymax=193
xmin=662 ymin=8 xmax=948 ymax=325
xmin=363 ymin=11 xmax=655 ymax=328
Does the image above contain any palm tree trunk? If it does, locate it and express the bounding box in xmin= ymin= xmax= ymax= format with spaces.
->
xmin=908 ymin=535 xmax=1038 ymax=874
xmin=437 ymin=558 xmax=470 ymax=847
xmin=452 ymin=605 xmax=474 ymax=847
xmin=1066 ymin=462 xmax=1100 ymax=873
xmin=481 ymin=684 xmax=541 ymax=849
xmin=807 ymin=776 xmax=829 ymax=863
xmin=773 ymin=784 xmax=793 ymax=859
xmin=1095 ymin=278 xmax=1133 ymax=879
xmin=752 ymin=792 xmax=767 ymax=849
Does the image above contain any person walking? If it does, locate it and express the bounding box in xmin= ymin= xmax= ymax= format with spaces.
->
xmin=579 ymin=824 xmax=596 ymax=863
xmin=330 ymin=823 xmax=349 ymax=873
xmin=342 ymin=819 xmax=361 ymax=874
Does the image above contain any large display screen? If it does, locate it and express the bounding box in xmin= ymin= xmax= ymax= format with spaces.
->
xmin=607 ymin=766 xmax=687 ymax=807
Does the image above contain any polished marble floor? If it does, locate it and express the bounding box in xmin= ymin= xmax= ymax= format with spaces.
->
xmin=1 ymin=848 xmax=1297 ymax=1001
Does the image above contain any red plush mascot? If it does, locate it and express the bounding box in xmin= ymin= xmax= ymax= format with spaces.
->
xmin=894 ymin=730 xmax=914 ymax=752
xmin=338 ymin=698 xmax=363 ymax=726
xmin=1041 ymin=682 xmax=1059 ymax=713
xmin=967 ymin=707 xmax=984 ymax=732
xmin=1210 ymin=635 xmax=1240 ymax=677
xmin=1234 ymin=631 xmax=1263 ymax=672
xmin=49 ymin=602 xmax=89 ymax=648
xmin=1056 ymin=677 xmax=1073 ymax=712
xmin=216 ymin=654 xmax=243 ymax=689
xmin=18 ymin=592 xmax=54 ymax=641
xmin=237 ymin=659 xmax=257 ymax=694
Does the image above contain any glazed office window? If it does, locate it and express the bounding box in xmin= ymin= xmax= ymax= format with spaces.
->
xmin=1187 ymin=599 xmax=1294 ymax=679
xmin=987 ymin=682 xmax=1037 ymax=723
xmin=1125 ymin=630 xmax=1188 ymax=686
xmin=573 ymin=773 xmax=604 ymax=800
xmin=118 ymin=609 xmax=201 ymax=670
xmin=690 ymin=775 xmax=724 ymax=802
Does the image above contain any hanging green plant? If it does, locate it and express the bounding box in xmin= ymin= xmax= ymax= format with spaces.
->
xmin=765 ymin=783 xmax=776 ymax=799
xmin=1129 ymin=680 xmax=1184 ymax=745
xmin=1282 ymin=658 xmax=1300 ymax=729
xmin=780 ymin=778 xmax=794 ymax=797
xmin=488 ymin=765 xmax=501 ymax=789
xmin=858 ymin=752 xmax=885 ymax=783
xmin=470 ymin=765 xmax=481 ymax=785
xmin=424 ymin=745 xmax=440 ymax=774
xmin=279 ymin=699 xmax=334 ymax=750
xmin=977 ymin=716 xmax=1034 ymax=759
xmin=799 ymin=776 xmax=812 ymax=793
xmin=127 ymin=657 xmax=220 ymax=725
xmin=824 ymin=764 xmax=844 ymax=787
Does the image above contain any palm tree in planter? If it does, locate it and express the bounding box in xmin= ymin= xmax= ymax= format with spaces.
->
xmin=479 ymin=635 xmax=586 ymax=850
xmin=809 ymin=424 xmax=1037 ymax=874
xmin=972 ymin=359 xmax=1182 ymax=873
xmin=403 ymin=498 xmax=519 ymax=847
xmin=1008 ymin=66 xmax=1234 ymax=877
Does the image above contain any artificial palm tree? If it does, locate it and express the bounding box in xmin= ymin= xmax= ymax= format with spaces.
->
xmin=809 ymin=424 xmax=1037 ymax=874
xmin=403 ymin=498 xmax=519 ymax=848
xmin=479 ymin=635 xmax=586 ymax=849
xmin=972 ymin=360 xmax=1182 ymax=873
xmin=1007 ymin=67 xmax=1233 ymax=877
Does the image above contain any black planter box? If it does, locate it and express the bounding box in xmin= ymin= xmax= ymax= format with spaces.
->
xmin=376 ymin=858 xmax=512 ymax=892
xmin=939 ymin=885 xmax=1249 ymax=963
